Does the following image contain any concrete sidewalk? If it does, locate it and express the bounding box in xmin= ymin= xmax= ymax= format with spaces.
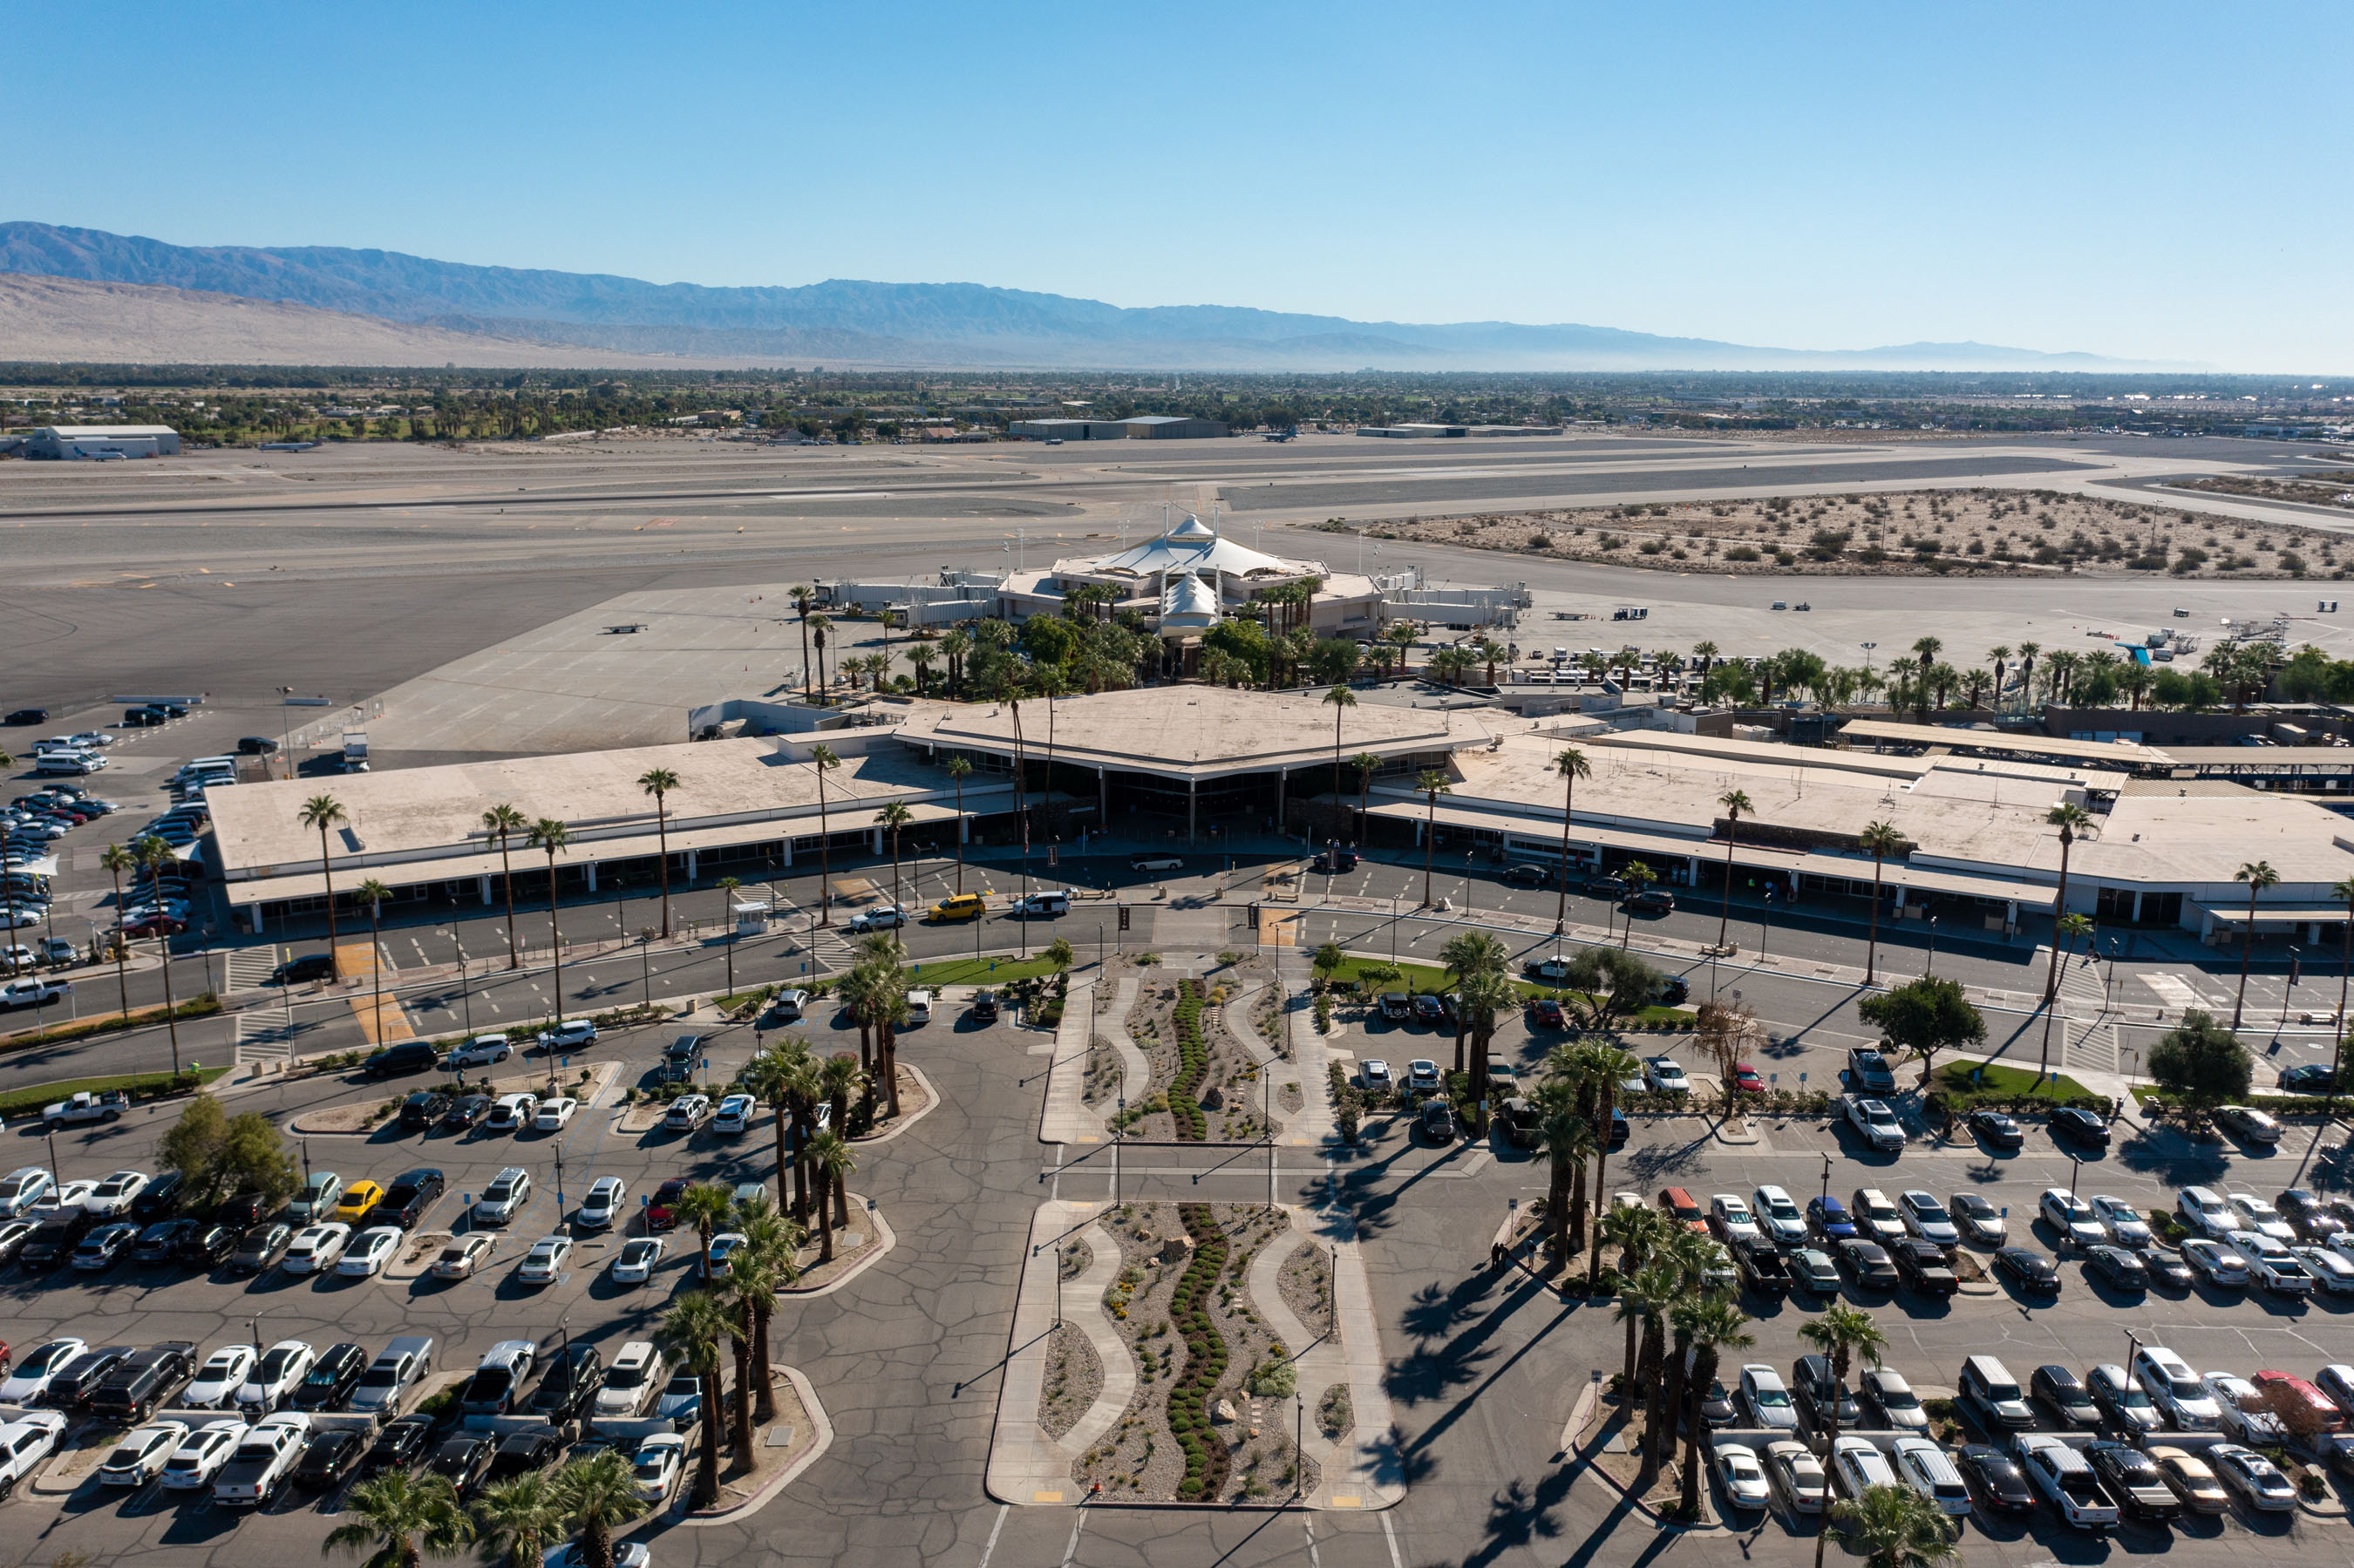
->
xmin=985 ymin=1198 xmax=1107 ymax=1506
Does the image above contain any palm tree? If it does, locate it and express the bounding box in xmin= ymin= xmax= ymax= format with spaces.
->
xmin=99 ymin=841 xmax=134 ymax=1020
xmin=1416 ymin=768 xmax=1452 ymax=907
xmin=2233 ymin=859 xmax=2281 ymax=1028
xmin=469 ymin=1472 xmax=565 ymax=1568
xmin=1625 ymin=1262 xmax=1683 ymax=1483
xmin=809 ymin=743 xmax=841 ymax=926
xmin=807 ymin=1129 xmax=855 ymax=1261
xmin=908 ymin=643 xmax=935 ymax=698
xmin=937 ymin=627 xmax=970 ymax=699
xmin=789 ymin=585 xmax=817 ymax=700
xmin=1533 ymin=1093 xmax=1594 ymax=1266
xmin=323 ymin=1468 xmax=471 ymax=1568
xmin=1856 ymin=819 xmax=1903 ymax=985
xmin=1597 ymin=1203 xmax=1673 ymax=1351
xmin=481 ymin=804 xmax=527 ymax=968
xmin=1386 ymin=620 xmax=1417 ymax=677
xmin=298 ymin=793 xmax=349 ymax=974
xmin=1831 ymin=1483 xmax=1961 ymax=1568
xmin=944 ymin=755 xmax=972 ymax=894
xmin=1578 ymin=1041 xmax=1643 ymax=1282
xmin=659 ymin=1292 xmax=730 ymax=1506
xmin=808 ymin=614 xmax=833 ymax=695
xmin=1617 ymin=860 xmax=1655 ymax=950
xmin=1800 ymin=1302 xmax=1889 ymax=1568
xmin=132 ymin=835 xmax=186 ymax=1074
xmin=1439 ymin=930 xmax=1507 ymax=1073
xmin=1987 ymin=643 xmax=2010 ymax=704
xmin=717 ymin=1252 xmax=762 ymax=1458
xmin=1676 ymin=1296 xmax=1756 ymax=1517
xmin=675 ymin=1182 xmax=735 ymax=1282
xmin=636 ymin=768 xmax=681 ymax=939
xmin=551 ymin=1449 xmax=648 ymax=1568
xmin=1323 ymin=684 xmax=1356 ymax=818
xmin=527 ymin=818 xmax=571 ymax=1026
xmin=739 ymin=1042 xmax=811 ymax=1216
xmin=1553 ymin=746 xmax=1591 ymax=933
xmin=1714 ymin=789 xmax=1753 ymax=953
xmin=1349 ymin=750 xmax=1382 ymax=838
xmin=732 ymin=1201 xmax=804 ymax=1423
xmin=356 ymin=878 xmax=394 ymax=1048
xmin=875 ymin=801 xmax=914 ymax=909
xmin=1459 ymin=966 xmax=1517 ymax=1129
xmin=2041 ymin=802 xmax=2092 ymax=1008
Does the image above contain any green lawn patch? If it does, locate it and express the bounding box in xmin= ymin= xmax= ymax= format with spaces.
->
xmin=1937 ymin=1060 xmax=2093 ymax=1103
xmin=902 ymin=954 xmax=1065 ymax=988
xmin=0 ymin=1065 xmax=232 ymax=1122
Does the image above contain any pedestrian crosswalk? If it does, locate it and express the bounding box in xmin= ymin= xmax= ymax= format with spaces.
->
xmin=234 ymin=1014 xmax=296 ymax=1063
xmin=224 ymin=947 xmax=281 ymax=993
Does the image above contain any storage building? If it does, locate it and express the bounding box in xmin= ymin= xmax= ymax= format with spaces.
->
xmin=26 ymin=425 xmax=180 ymax=459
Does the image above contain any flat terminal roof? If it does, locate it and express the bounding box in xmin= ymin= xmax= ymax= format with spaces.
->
xmin=2073 ymin=792 xmax=2354 ymax=889
xmin=1836 ymin=719 xmax=2167 ymax=769
xmin=2163 ymin=747 xmax=2354 ymax=770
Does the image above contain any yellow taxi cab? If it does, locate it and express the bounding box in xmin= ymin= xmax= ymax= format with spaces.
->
xmin=333 ymin=1179 xmax=385 ymax=1225
xmin=929 ymin=893 xmax=987 ymax=923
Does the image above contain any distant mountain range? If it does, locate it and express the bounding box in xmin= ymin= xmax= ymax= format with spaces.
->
xmin=0 ymin=220 xmax=2160 ymax=372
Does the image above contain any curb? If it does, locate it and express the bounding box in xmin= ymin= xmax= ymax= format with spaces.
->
xmin=670 ymin=1363 xmax=833 ymax=1526
xmin=1574 ymin=1430 xmax=1724 ymax=1533
xmin=849 ymin=1062 xmax=941 ymax=1144
xmin=782 ymin=1195 xmax=897 ymax=1298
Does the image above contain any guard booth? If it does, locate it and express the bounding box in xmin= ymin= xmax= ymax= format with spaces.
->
xmin=733 ymin=902 xmax=769 ymax=937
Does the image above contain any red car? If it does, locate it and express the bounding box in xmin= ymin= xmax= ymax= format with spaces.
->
xmin=1528 ymin=999 xmax=1566 ymax=1029
xmin=1658 ymin=1187 xmax=1708 ymax=1234
xmin=2252 ymin=1371 xmax=2344 ymax=1432
xmin=1731 ymin=1063 xmax=1765 ymax=1095
xmin=646 ymin=1177 xmax=691 ymax=1233
xmin=118 ymin=915 xmax=187 ymax=939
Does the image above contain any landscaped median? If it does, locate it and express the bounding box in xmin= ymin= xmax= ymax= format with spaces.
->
xmin=0 ymin=1065 xmax=233 ymax=1122
xmin=0 ymin=991 xmax=221 ymax=1049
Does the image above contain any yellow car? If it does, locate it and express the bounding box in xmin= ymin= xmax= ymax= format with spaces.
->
xmin=333 ymin=1179 xmax=384 ymax=1225
xmin=929 ymin=893 xmax=987 ymax=923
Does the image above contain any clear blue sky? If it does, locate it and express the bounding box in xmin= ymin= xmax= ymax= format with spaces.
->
xmin=6 ymin=2 xmax=2347 ymax=370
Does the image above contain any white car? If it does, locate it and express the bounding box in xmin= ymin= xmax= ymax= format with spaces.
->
xmin=32 ymin=1179 xmax=97 ymax=1216
xmin=2133 ymin=1345 xmax=2221 ymax=1430
xmin=98 ymin=1421 xmax=190 ymax=1487
xmin=0 ymin=1338 xmax=86 ymax=1404
xmin=2296 ymin=1245 xmax=2354 ymax=1294
xmin=1889 ymin=1436 xmax=1970 ymax=1517
xmin=2228 ymin=1231 xmax=2313 ymax=1295
xmin=1708 ymin=1195 xmax=1761 ymax=1244
xmin=2017 ymin=1434 xmax=2119 ymax=1529
xmin=2038 ymin=1189 xmax=2105 ymax=1248
xmin=0 ymin=1413 xmax=67 ymax=1497
xmin=488 ymin=1093 xmax=540 ymax=1131
xmin=1711 ymin=1440 xmax=1770 ymax=1511
xmin=2088 ymin=1195 xmax=2153 ymax=1250
xmin=664 ymin=1095 xmax=713 ymax=1131
xmin=770 ymin=988 xmax=808 ymax=1022
xmin=1829 ymin=1436 xmax=1897 ymax=1498
xmin=2204 ymin=1373 xmax=2289 ymax=1443
xmin=713 ymin=1093 xmax=758 ymax=1134
xmin=851 ymin=904 xmax=909 ymax=933
xmin=83 ymin=1169 xmax=150 ymax=1218
xmin=446 ymin=1034 xmax=514 ymax=1069
xmin=235 ymin=1340 xmax=317 ymax=1415
xmin=337 ymin=1224 xmax=404 ymax=1277
xmin=611 ymin=1237 xmax=665 ymax=1286
xmin=282 ymin=1223 xmax=352 ymax=1273
xmin=473 ymin=1167 xmax=531 ymax=1225
xmin=2181 ymin=1238 xmax=2249 ymax=1288
xmin=533 ymin=1096 xmax=579 ymax=1131
xmin=1405 ymin=1060 xmax=1442 ymax=1094
xmin=536 ymin=1019 xmax=598 ymax=1052
xmin=1643 ymin=1056 xmax=1690 ymax=1094
xmin=2210 ymin=1442 xmax=2298 ymax=1510
xmin=2176 ymin=1185 xmax=2236 ymax=1239
xmin=1361 ymin=1060 xmax=1394 ymax=1093
xmin=0 ymin=1167 xmax=54 ymax=1218
xmin=1851 ymin=1188 xmax=1907 ymax=1245
xmin=1896 ymin=1191 xmax=1958 ymax=1247
xmin=631 ymin=1433 xmax=687 ymax=1501
xmin=1738 ymin=1365 xmax=1799 ymax=1432
xmin=181 ymin=1344 xmax=258 ymax=1409
xmin=433 ymin=1232 xmax=498 ymax=1278
xmin=1752 ymin=1185 xmax=1807 ymax=1247
xmin=159 ymin=1420 xmax=245 ymax=1490
xmin=2226 ymin=1192 xmax=2295 ymax=1245
xmin=1764 ymin=1439 xmax=1827 ymax=1513
xmin=595 ymin=1342 xmax=666 ymax=1419
xmin=518 ymin=1236 xmax=573 ymax=1285
xmin=577 ymin=1176 xmax=627 ymax=1230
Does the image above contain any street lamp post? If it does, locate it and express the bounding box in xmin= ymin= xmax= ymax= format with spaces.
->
xmin=1925 ymin=916 xmax=1939 ymax=978
xmin=1390 ymin=891 xmax=1400 ymax=965
xmin=44 ymin=1128 xmax=61 ymax=1187
xmin=1820 ymin=1152 xmax=1833 ymax=1202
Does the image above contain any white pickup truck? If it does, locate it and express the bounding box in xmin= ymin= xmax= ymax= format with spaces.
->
xmin=0 ymin=978 xmax=70 ymax=1012
xmin=1843 ymin=1095 xmax=1907 ymax=1154
xmin=0 ymin=1411 xmax=65 ymax=1498
xmin=43 ymin=1089 xmax=130 ymax=1127
xmin=211 ymin=1413 xmax=310 ymax=1508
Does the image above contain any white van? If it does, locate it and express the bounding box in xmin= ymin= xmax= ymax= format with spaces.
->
xmin=904 ymin=989 xmax=933 ymax=1024
xmin=178 ymin=756 xmax=239 ymax=777
xmin=36 ymin=750 xmax=104 ymax=777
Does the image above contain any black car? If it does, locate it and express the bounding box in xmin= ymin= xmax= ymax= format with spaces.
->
xmin=1834 ymin=1238 xmax=1898 ymax=1291
xmin=266 ymin=953 xmax=337 ymax=987
xmin=174 ymin=1222 xmax=238 ymax=1267
xmin=1966 ymin=1110 xmax=2025 ymax=1151
xmin=663 ymin=1034 xmax=704 ymax=1069
xmin=442 ymin=1095 xmax=493 ymax=1130
xmin=1412 ymin=994 xmax=1448 ymax=1028
xmin=215 ymin=1191 xmax=273 ymax=1230
xmin=1607 ymin=1107 xmax=1630 ymax=1145
xmin=2031 ymin=1364 xmax=2101 ymax=1429
xmin=128 ymin=1171 xmax=184 ymax=1221
xmin=378 ymin=1169 xmax=446 ymax=1229
xmin=1890 ymin=1239 xmax=1958 ymax=1297
xmin=398 ymin=1092 xmax=441 ymax=1131
xmin=1500 ymin=862 xmax=1547 ymax=886
xmin=1699 ymin=1380 xmax=1737 ymax=1429
xmin=295 ymin=1428 xmax=367 ymax=1490
xmin=1624 ymin=888 xmax=1674 ymax=914
xmin=1654 ymin=975 xmax=1690 ymax=1008
xmin=2280 ymin=1063 xmax=2341 ymax=1095
xmin=3 ymin=709 xmax=47 ymax=727
xmin=294 ymin=1343 xmax=368 ymax=1413
xmin=527 ymin=1344 xmax=605 ymax=1424
xmin=2281 ymin=1188 xmax=2351 ymax=1243
xmin=2144 ymin=1250 xmax=2195 ymax=1291
xmin=2085 ymin=1441 xmax=2183 ymax=1522
xmin=1793 ymin=1354 xmax=1862 ymax=1429
xmin=1584 ymin=873 xmax=1629 ymax=898
xmin=429 ymin=1436 xmax=497 ymax=1497
xmin=488 ymin=1426 xmax=567 ymax=1480
xmin=563 ymin=1438 xmax=618 ymax=1467
xmin=969 ymin=990 xmax=999 ymax=1022
xmin=44 ymin=1346 xmax=131 ymax=1408
xmin=1314 ymin=850 xmax=1360 ymax=874
xmin=133 ymin=1218 xmax=196 ymax=1265
xmin=2084 ymin=1243 xmax=2148 ymax=1293
xmin=19 ymin=1212 xmax=94 ymax=1269
xmin=2049 ymin=1107 xmax=2111 ymax=1147
xmin=366 ymin=1415 xmax=438 ymax=1472
xmin=1956 ymin=1444 xmax=2038 ymax=1515
xmin=1419 ymin=1098 xmax=1457 ymax=1143
xmin=229 ymin=1221 xmax=294 ymax=1275
xmin=1992 ymin=1246 xmax=2060 ymax=1294
xmin=1733 ymin=1238 xmax=1789 ymax=1295
xmin=366 ymin=1041 xmax=442 ymax=1078
xmin=236 ymin=736 xmax=281 ymax=757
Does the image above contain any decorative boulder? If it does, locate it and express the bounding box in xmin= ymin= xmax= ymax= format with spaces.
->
xmin=1213 ymin=1398 xmax=1240 ymax=1425
xmin=1201 ymin=1083 xmax=1226 ymax=1110
xmin=1159 ymin=1235 xmax=1194 ymax=1266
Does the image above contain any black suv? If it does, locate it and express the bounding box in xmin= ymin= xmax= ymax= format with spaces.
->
xmin=969 ymin=990 xmax=999 ymax=1023
xmin=129 ymin=1171 xmax=184 ymax=1220
xmin=378 ymin=1169 xmax=446 ymax=1229
xmin=1792 ymin=1354 xmax=1861 ymax=1429
xmin=266 ymin=953 xmax=336 ymax=987
xmin=662 ymin=1034 xmax=705 ymax=1080
xmin=366 ymin=1041 xmax=442 ymax=1077
xmin=19 ymin=1211 xmax=94 ymax=1269
xmin=398 ymin=1091 xmax=441 ymax=1130
xmin=294 ymin=1343 xmax=368 ymax=1413
xmin=174 ymin=1222 xmax=238 ymax=1268
xmin=44 ymin=1346 xmax=133 ymax=1408
xmin=133 ymin=1218 xmax=196 ymax=1265
xmin=1890 ymin=1239 xmax=1958 ymax=1298
xmin=88 ymin=1341 xmax=194 ymax=1422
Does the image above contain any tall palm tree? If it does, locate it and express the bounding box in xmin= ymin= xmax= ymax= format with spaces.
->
xmin=1800 ymin=1303 xmax=1889 ymax=1568
xmin=1623 ymin=1262 xmax=1682 ymax=1484
xmin=1831 ymin=1483 xmax=1961 ymax=1568
xmin=807 ymin=1129 xmax=854 ymax=1261
xmin=944 ymin=755 xmax=973 ymax=894
xmin=469 ymin=1472 xmax=564 ymax=1568
xmin=820 ymin=1050 xmax=862 ymax=1147
xmin=132 ymin=835 xmax=186 ymax=1074
xmin=1533 ymin=1092 xmax=1594 ymax=1266
xmin=1439 ymin=930 xmax=1507 ymax=1074
xmin=875 ymin=801 xmax=914 ymax=909
xmin=1856 ymin=819 xmax=1903 ymax=985
xmin=1617 ymin=860 xmax=1655 ymax=950
xmin=2233 ymin=859 xmax=2281 ymax=1028
xmin=636 ymin=768 xmax=681 ymax=939
xmin=717 ymin=1253 xmax=762 ymax=1459
xmin=551 ymin=1449 xmax=648 ymax=1568
xmin=1597 ymin=1204 xmax=1674 ymax=1350
xmin=1553 ymin=747 xmax=1591 ymax=933
xmin=723 ymin=1248 xmax=781 ymax=1440
xmin=527 ymin=818 xmax=571 ymax=1027
xmin=1323 ymin=684 xmax=1357 ymax=819
xmin=298 ymin=793 xmax=349 ymax=974
xmin=784 ymin=1049 xmax=827 ymax=1218
xmin=1349 ymin=750 xmax=1382 ymax=839
xmin=808 ymin=614 xmax=833 ymax=695
xmin=659 ymin=1292 xmax=730 ymax=1507
xmin=356 ymin=878 xmax=394 ymax=1048
xmin=323 ymin=1469 xmax=471 ymax=1568
xmin=1714 ymin=789 xmax=1753 ymax=953
xmin=789 ymin=586 xmax=817 ymax=700
xmin=481 ymin=804 xmax=527 ymax=968
xmin=1987 ymin=643 xmax=2010 ymax=704
xmin=1577 ymin=1041 xmax=1643 ymax=1281
xmin=1416 ymin=769 xmax=1452 ymax=907
xmin=937 ymin=627 xmax=970 ymax=699
xmin=1459 ymin=966 xmax=1517 ymax=1127
xmin=99 ymin=841 xmax=134 ymax=1020
xmin=738 ymin=1041 xmax=808 ymax=1215
xmin=675 ymin=1183 xmax=735 ymax=1282
xmin=808 ymin=743 xmax=841 ymax=926
xmin=2041 ymin=802 xmax=2092 ymax=1007
xmin=1676 ymin=1296 xmax=1756 ymax=1517
xmin=733 ymin=1201 xmax=804 ymax=1423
